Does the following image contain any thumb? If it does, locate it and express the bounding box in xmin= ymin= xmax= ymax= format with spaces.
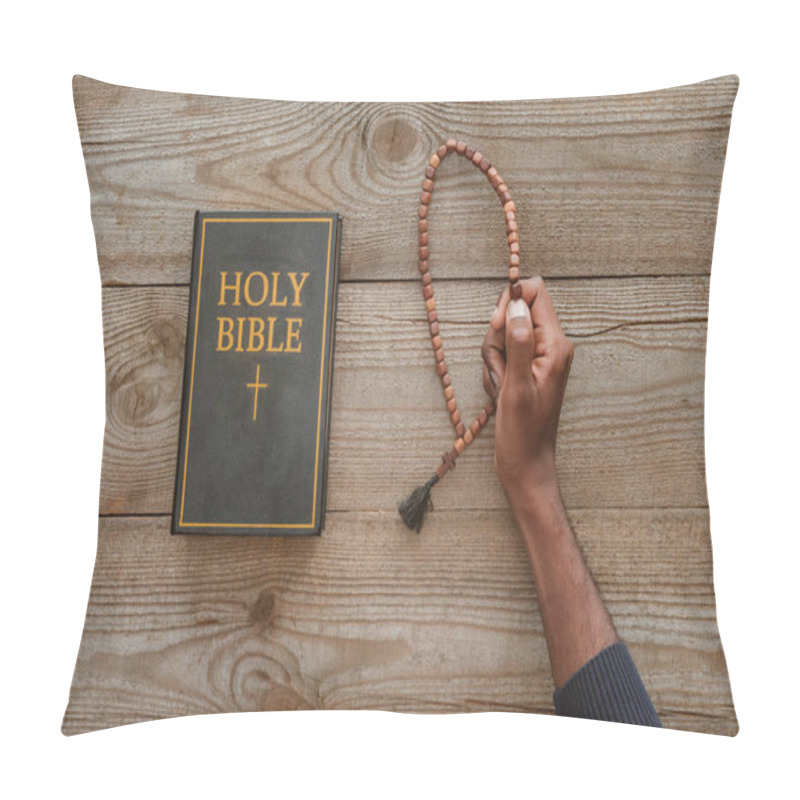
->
xmin=504 ymin=298 xmax=534 ymax=390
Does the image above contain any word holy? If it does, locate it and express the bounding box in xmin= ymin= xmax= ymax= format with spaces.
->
xmin=216 ymin=269 xmax=310 ymax=354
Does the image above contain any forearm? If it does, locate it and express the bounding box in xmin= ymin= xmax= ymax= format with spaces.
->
xmin=506 ymin=478 xmax=618 ymax=689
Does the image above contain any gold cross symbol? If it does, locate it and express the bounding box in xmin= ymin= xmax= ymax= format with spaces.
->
xmin=246 ymin=364 xmax=268 ymax=421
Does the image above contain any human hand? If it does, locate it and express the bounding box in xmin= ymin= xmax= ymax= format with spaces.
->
xmin=481 ymin=277 xmax=573 ymax=503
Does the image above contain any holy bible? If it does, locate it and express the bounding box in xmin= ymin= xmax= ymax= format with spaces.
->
xmin=172 ymin=211 xmax=342 ymax=535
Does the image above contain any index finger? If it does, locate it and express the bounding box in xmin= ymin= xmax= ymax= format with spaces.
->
xmin=489 ymin=277 xmax=541 ymax=331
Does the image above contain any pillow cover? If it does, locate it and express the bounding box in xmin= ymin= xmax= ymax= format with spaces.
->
xmin=63 ymin=75 xmax=738 ymax=735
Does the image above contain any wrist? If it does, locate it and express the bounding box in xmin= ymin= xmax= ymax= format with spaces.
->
xmin=502 ymin=469 xmax=567 ymax=547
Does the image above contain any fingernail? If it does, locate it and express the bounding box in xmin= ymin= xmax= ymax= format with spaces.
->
xmin=508 ymin=299 xmax=528 ymax=319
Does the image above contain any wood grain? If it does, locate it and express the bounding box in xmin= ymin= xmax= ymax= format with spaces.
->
xmin=98 ymin=278 xmax=710 ymax=515
xmin=73 ymin=75 xmax=738 ymax=285
xmin=62 ymin=510 xmax=735 ymax=736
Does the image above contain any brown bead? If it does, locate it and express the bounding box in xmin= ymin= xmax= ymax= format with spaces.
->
xmin=435 ymin=347 xmax=445 ymax=363
xmin=463 ymin=429 xmax=474 ymax=446
xmin=422 ymin=284 xmax=434 ymax=300
xmin=509 ymin=281 xmax=522 ymax=300
xmin=446 ymin=138 xmax=457 ymax=152
xmin=453 ymin=437 xmax=465 ymax=454
xmin=419 ymin=245 xmax=429 ymax=260
xmin=491 ymin=173 xmax=503 ymax=188
xmin=422 ymin=178 xmax=434 ymax=192
xmin=456 ymin=140 xmax=467 ymax=154
xmin=446 ymin=397 xmax=457 ymax=413
xmin=418 ymin=260 xmax=429 ymax=274
xmin=484 ymin=400 xmax=495 ymax=416
xmin=444 ymin=385 xmax=455 ymax=400
xmin=510 ymin=253 xmax=520 ymax=268
xmin=419 ymin=205 xmax=428 ymax=219
xmin=487 ymin=166 xmax=498 ymax=181
xmin=425 ymin=297 xmax=436 ymax=313
xmin=455 ymin=422 xmax=466 ymax=438
xmin=425 ymin=166 xmax=435 ymax=179
xmin=429 ymin=153 xmax=440 ymax=169
xmin=437 ymin=144 xmax=447 ymax=159
xmin=419 ymin=231 xmax=429 ymax=246
xmin=510 ymin=241 xmax=520 ymax=255
xmin=435 ymin=360 xmax=447 ymax=376
xmin=472 ymin=150 xmax=482 ymax=166
xmin=428 ymin=309 xmax=438 ymax=323
xmin=420 ymin=191 xmax=431 ymax=206
xmin=432 ymin=334 xmax=443 ymax=350
xmin=504 ymin=201 xmax=516 ymax=214
xmin=422 ymin=271 xmax=432 ymax=286
xmin=509 ymin=266 xmax=520 ymax=282
xmin=506 ymin=219 xmax=518 ymax=234
xmin=450 ymin=409 xmax=461 ymax=427
xmin=479 ymin=158 xmax=491 ymax=172
xmin=478 ymin=409 xmax=489 ymax=426
xmin=507 ymin=231 xmax=518 ymax=245
xmin=470 ymin=419 xmax=481 ymax=436
xmin=428 ymin=318 xmax=438 ymax=335
xmin=505 ymin=211 xmax=515 ymax=223
xmin=464 ymin=146 xmax=475 ymax=160
xmin=441 ymin=372 xmax=451 ymax=387
xmin=418 ymin=218 xmax=428 ymax=233
xmin=501 ymin=191 xmax=513 ymax=205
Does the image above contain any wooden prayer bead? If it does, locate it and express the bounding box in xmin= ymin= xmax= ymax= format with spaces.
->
xmin=429 ymin=154 xmax=440 ymax=168
xmin=463 ymin=429 xmax=474 ymax=446
xmin=501 ymin=190 xmax=512 ymax=205
xmin=419 ymin=231 xmax=429 ymax=246
xmin=427 ymin=309 xmax=437 ymax=323
xmin=487 ymin=166 xmax=498 ymax=181
xmin=432 ymin=334 xmax=443 ymax=350
xmin=422 ymin=271 xmax=432 ymax=287
xmin=419 ymin=260 xmax=429 ymax=274
xmin=491 ymin=174 xmax=503 ymax=188
xmin=450 ymin=409 xmax=461 ymax=427
xmin=418 ymin=218 xmax=428 ymax=233
xmin=510 ymin=253 xmax=520 ymax=268
xmin=478 ymin=409 xmax=489 ymax=426
xmin=437 ymin=144 xmax=447 ymax=159
xmin=504 ymin=201 xmax=516 ymax=214
xmin=472 ymin=151 xmax=483 ymax=166
xmin=506 ymin=219 xmax=518 ymax=233
xmin=464 ymin=146 xmax=475 ymax=160
xmin=479 ymin=158 xmax=491 ymax=172
xmin=434 ymin=347 xmax=445 ymax=362
xmin=453 ymin=437 xmax=465 ymax=454
xmin=496 ymin=183 xmax=508 ymax=196
xmin=425 ymin=166 xmax=435 ymax=179
xmin=509 ymin=266 xmax=520 ymax=282
xmin=425 ymin=297 xmax=436 ymax=313
xmin=441 ymin=373 xmax=451 ymax=387
xmin=420 ymin=191 xmax=431 ymax=205
xmin=446 ymin=397 xmax=457 ymax=413
xmin=507 ymin=231 xmax=518 ymax=245
xmin=484 ymin=400 xmax=495 ymax=416
xmin=446 ymin=138 xmax=457 ymax=152
xmin=509 ymin=281 xmax=522 ymax=300
xmin=505 ymin=211 xmax=516 ymax=223
xmin=419 ymin=245 xmax=429 ymax=260
xmin=470 ymin=419 xmax=481 ymax=436
xmin=510 ymin=241 xmax=520 ymax=255
xmin=422 ymin=178 xmax=434 ymax=193
xmin=455 ymin=422 xmax=466 ymax=438
xmin=444 ymin=385 xmax=455 ymax=400
xmin=428 ymin=318 xmax=438 ymax=334
xmin=419 ymin=204 xmax=428 ymax=219
xmin=456 ymin=141 xmax=467 ymax=154
xmin=423 ymin=285 xmax=434 ymax=300
xmin=435 ymin=360 xmax=447 ymax=376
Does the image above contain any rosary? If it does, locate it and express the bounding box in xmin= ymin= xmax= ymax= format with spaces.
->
xmin=399 ymin=139 xmax=520 ymax=531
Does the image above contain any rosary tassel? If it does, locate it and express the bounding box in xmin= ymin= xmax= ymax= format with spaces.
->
xmin=398 ymin=474 xmax=439 ymax=532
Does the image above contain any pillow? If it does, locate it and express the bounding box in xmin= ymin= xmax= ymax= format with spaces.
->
xmin=63 ymin=75 xmax=738 ymax=735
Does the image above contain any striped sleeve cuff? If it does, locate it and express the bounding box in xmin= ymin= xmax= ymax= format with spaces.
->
xmin=553 ymin=642 xmax=662 ymax=727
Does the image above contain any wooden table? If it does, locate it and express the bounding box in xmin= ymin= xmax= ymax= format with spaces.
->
xmin=63 ymin=75 xmax=738 ymax=735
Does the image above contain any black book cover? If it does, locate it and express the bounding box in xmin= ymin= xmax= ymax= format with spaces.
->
xmin=173 ymin=211 xmax=342 ymax=535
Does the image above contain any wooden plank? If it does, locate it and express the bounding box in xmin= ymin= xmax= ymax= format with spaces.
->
xmin=73 ymin=75 xmax=738 ymax=285
xmin=62 ymin=511 xmax=736 ymax=736
xmin=98 ymin=277 xmax=710 ymax=515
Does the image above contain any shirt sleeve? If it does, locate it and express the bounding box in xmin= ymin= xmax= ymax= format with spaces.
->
xmin=552 ymin=642 xmax=662 ymax=727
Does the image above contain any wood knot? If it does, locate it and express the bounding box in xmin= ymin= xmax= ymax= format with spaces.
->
xmin=249 ymin=589 xmax=275 ymax=626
